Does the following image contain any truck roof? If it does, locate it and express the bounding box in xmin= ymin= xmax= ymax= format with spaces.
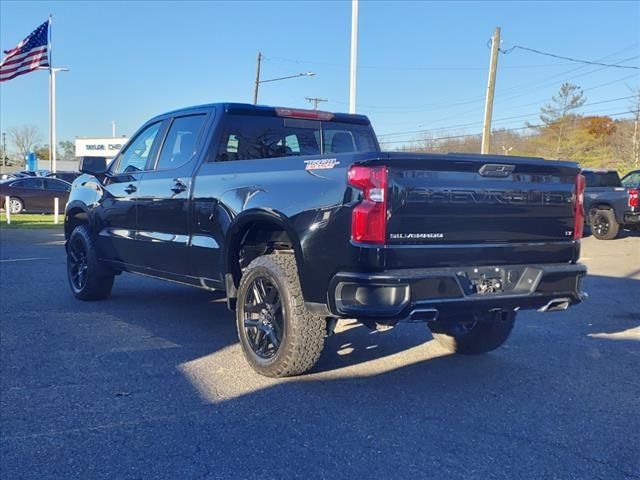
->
xmin=160 ymin=102 xmax=371 ymax=125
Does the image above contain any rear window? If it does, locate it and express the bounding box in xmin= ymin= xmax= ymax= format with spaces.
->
xmin=216 ymin=115 xmax=378 ymax=161
xmin=583 ymin=171 xmax=621 ymax=187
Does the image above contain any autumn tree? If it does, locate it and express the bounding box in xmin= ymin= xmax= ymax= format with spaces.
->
xmin=58 ymin=140 xmax=76 ymax=161
xmin=8 ymin=125 xmax=41 ymax=161
xmin=35 ymin=145 xmax=50 ymax=161
xmin=538 ymin=83 xmax=586 ymax=158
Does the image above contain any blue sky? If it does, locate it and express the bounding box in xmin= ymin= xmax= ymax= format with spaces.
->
xmin=0 ymin=0 xmax=638 ymax=149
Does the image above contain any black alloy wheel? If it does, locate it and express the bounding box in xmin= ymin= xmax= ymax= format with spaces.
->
xmin=593 ymin=213 xmax=610 ymax=237
xmin=68 ymin=235 xmax=89 ymax=291
xmin=242 ymin=276 xmax=284 ymax=359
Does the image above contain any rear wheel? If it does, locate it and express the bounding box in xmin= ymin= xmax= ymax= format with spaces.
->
xmin=236 ymin=253 xmax=326 ymax=377
xmin=429 ymin=310 xmax=516 ymax=354
xmin=67 ymin=225 xmax=115 ymax=300
xmin=591 ymin=209 xmax=619 ymax=240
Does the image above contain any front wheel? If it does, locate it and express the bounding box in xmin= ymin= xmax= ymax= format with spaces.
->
xmin=67 ymin=225 xmax=115 ymax=300
xmin=429 ymin=310 xmax=516 ymax=355
xmin=8 ymin=197 xmax=24 ymax=214
xmin=236 ymin=253 xmax=326 ymax=377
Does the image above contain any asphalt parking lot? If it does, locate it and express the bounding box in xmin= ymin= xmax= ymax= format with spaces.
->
xmin=1 ymin=228 xmax=638 ymax=480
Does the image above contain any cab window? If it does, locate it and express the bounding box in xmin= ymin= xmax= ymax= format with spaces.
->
xmin=155 ymin=115 xmax=206 ymax=170
xmin=621 ymin=172 xmax=640 ymax=187
xmin=12 ymin=178 xmax=44 ymax=189
xmin=45 ymin=179 xmax=71 ymax=192
xmin=114 ymin=122 xmax=162 ymax=174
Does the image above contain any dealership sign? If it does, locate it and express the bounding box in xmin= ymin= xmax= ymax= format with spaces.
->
xmin=75 ymin=137 xmax=129 ymax=158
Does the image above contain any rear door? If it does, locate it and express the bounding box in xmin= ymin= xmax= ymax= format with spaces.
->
xmin=44 ymin=178 xmax=71 ymax=210
xmin=135 ymin=112 xmax=210 ymax=275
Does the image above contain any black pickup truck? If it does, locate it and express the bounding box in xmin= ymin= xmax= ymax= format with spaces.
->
xmin=582 ymin=169 xmax=640 ymax=240
xmin=65 ymin=103 xmax=588 ymax=377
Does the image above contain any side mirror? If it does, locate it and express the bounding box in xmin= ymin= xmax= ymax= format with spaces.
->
xmin=78 ymin=156 xmax=107 ymax=176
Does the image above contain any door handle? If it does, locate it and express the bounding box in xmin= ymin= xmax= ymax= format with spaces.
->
xmin=124 ymin=184 xmax=137 ymax=194
xmin=171 ymin=178 xmax=188 ymax=194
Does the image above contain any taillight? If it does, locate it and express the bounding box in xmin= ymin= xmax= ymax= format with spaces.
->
xmin=348 ymin=165 xmax=388 ymax=244
xmin=629 ymin=188 xmax=639 ymax=209
xmin=574 ymin=174 xmax=586 ymax=240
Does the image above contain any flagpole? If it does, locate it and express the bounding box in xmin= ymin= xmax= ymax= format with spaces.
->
xmin=48 ymin=15 xmax=53 ymax=172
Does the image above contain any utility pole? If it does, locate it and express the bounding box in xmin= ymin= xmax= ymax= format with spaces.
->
xmin=253 ymin=52 xmax=263 ymax=105
xmin=305 ymin=97 xmax=328 ymax=110
xmin=633 ymin=115 xmax=639 ymax=168
xmin=349 ymin=0 xmax=359 ymax=113
xmin=632 ymin=89 xmax=640 ymax=168
xmin=481 ymin=26 xmax=501 ymax=155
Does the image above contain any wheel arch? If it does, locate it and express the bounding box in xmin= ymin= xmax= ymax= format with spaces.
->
xmin=223 ymin=209 xmax=306 ymax=300
xmin=64 ymin=201 xmax=92 ymax=240
xmin=587 ymin=203 xmax=614 ymax=224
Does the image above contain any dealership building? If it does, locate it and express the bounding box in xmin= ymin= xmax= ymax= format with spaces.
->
xmin=75 ymin=137 xmax=129 ymax=158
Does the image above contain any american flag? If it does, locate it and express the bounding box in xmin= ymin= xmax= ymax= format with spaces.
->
xmin=0 ymin=20 xmax=50 ymax=82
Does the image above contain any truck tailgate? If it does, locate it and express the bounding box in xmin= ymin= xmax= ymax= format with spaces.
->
xmin=380 ymin=153 xmax=580 ymax=244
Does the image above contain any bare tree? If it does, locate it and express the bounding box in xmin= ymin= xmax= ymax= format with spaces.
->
xmin=8 ymin=125 xmax=41 ymax=161
xmin=538 ymin=83 xmax=586 ymax=158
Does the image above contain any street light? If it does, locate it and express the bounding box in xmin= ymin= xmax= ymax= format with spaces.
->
xmin=254 ymin=72 xmax=315 ymax=105
xmin=253 ymin=53 xmax=315 ymax=104
xmin=39 ymin=66 xmax=69 ymax=173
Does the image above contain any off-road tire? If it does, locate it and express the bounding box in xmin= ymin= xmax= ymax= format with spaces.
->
xmin=67 ymin=225 xmax=115 ymax=301
xmin=236 ymin=253 xmax=326 ymax=377
xmin=429 ymin=310 xmax=516 ymax=355
xmin=590 ymin=209 xmax=619 ymax=240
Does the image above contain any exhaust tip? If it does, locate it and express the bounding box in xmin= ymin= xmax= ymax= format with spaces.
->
xmin=408 ymin=308 xmax=439 ymax=323
xmin=538 ymin=297 xmax=571 ymax=312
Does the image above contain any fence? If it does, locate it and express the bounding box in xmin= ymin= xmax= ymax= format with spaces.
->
xmin=3 ymin=195 xmax=61 ymax=224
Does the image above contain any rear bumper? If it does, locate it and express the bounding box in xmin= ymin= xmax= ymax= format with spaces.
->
xmin=623 ymin=212 xmax=640 ymax=224
xmin=329 ymin=263 xmax=587 ymax=321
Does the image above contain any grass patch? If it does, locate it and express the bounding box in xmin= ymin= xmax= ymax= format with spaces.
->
xmin=0 ymin=213 xmax=63 ymax=229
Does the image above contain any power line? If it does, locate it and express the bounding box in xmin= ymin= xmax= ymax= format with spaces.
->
xmin=378 ymin=96 xmax=635 ymax=138
xmin=378 ymin=110 xmax=635 ymax=145
xmin=266 ymin=55 xmax=579 ymax=71
xmin=374 ymin=71 xmax=639 ymax=134
xmin=500 ymin=45 xmax=640 ymax=70
xmin=334 ymin=57 xmax=638 ymax=116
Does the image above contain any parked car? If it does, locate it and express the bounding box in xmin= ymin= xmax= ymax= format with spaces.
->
xmin=582 ymin=168 xmax=640 ymax=239
xmin=65 ymin=103 xmax=588 ymax=377
xmin=0 ymin=176 xmax=71 ymax=214
xmin=47 ymin=171 xmax=81 ymax=183
xmin=621 ymin=169 xmax=640 ymax=189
